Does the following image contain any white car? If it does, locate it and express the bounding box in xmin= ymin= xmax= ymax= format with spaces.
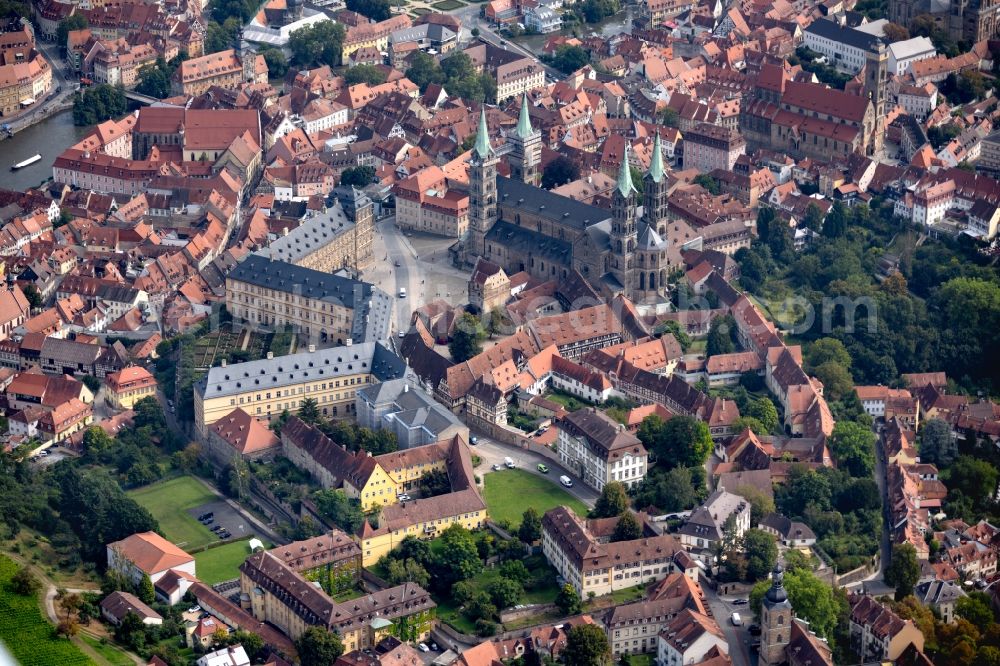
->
xmin=397 ymin=493 xmax=412 ymax=501
xmin=418 ymin=643 xmax=430 ymax=653
xmin=559 ymin=475 xmax=573 ymax=488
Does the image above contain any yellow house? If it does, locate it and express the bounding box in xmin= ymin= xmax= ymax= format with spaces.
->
xmin=105 ymin=366 xmax=158 ymax=410
xmin=342 ymin=458 xmax=401 ymax=511
xmin=341 ymin=15 xmax=412 ymax=62
xmin=359 ymin=492 xmax=488 ymax=566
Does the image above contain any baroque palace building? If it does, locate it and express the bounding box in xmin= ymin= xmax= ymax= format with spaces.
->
xmin=464 ymin=101 xmax=679 ymax=304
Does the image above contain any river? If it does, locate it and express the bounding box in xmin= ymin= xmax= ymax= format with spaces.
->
xmin=0 ymin=110 xmax=89 ymax=192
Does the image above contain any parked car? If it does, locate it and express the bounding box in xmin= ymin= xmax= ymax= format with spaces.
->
xmin=504 ymin=457 xmax=515 ymax=468
xmin=397 ymin=494 xmax=412 ymax=502
xmin=492 ymin=464 xmax=501 ymax=471
xmin=537 ymin=463 xmax=549 ymax=474
xmin=470 ymin=436 xmax=478 ymax=444
xmin=748 ymin=624 xmax=762 ymax=636
xmin=187 ymin=605 xmax=201 ymax=614
xmin=731 ymin=612 xmax=742 ymax=626
xmin=733 ymin=599 xmax=749 ymax=606
xmin=418 ymin=643 xmax=430 ymax=653
xmin=219 ymin=531 xmax=231 ymax=539
xmin=198 ymin=512 xmax=213 ymax=521
xmin=559 ymin=475 xmax=573 ymax=487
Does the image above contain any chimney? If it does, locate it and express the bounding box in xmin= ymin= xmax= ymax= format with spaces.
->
xmin=403 ymin=384 xmax=408 ymax=392
xmin=308 ymin=344 xmax=315 ymax=353
xmin=221 ymin=359 xmax=227 ymax=367
xmin=267 ymin=351 xmax=274 ymax=359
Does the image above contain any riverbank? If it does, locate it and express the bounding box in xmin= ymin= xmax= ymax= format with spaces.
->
xmin=1 ymin=109 xmax=89 ymax=191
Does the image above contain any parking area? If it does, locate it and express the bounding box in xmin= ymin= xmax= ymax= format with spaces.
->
xmin=185 ymin=499 xmax=253 ymax=543
xmin=29 ymin=446 xmax=74 ymax=467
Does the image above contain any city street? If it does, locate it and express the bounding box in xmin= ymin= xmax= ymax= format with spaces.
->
xmin=705 ymin=589 xmax=754 ymax=666
xmin=365 ymin=216 xmax=470 ymax=333
xmin=4 ymin=37 xmax=76 ymax=133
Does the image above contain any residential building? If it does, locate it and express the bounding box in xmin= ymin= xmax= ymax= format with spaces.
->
xmin=204 ymin=407 xmax=281 ymax=465
xmin=196 ymin=646 xmax=249 ymax=666
xmin=854 ymin=385 xmax=914 ymax=419
xmin=525 ymin=6 xmax=562 ymax=33
xmin=759 ymin=513 xmax=816 ymax=547
xmin=172 ymin=47 xmax=267 ymax=96
xmin=269 ymin=530 xmax=361 ymax=596
xmin=914 ymin=580 xmax=965 ymax=623
xmin=225 ymin=255 xmax=393 ymax=347
xmin=541 ymin=506 xmax=695 ymax=597
xmin=105 ymin=366 xmax=157 ymax=410
xmin=194 ymin=340 xmax=407 ymax=434
xmin=556 ymin=408 xmax=647 ymax=492
xmin=240 ymin=550 xmax=434 ymax=649
xmin=0 ymin=25 xmax=52 ymax=118
xmin=897 ymin=82 xmax=938 ymax=121
xmin=257 ymin=188 xmax=375 ymax=275
xmin=106 ymin=531 xmax=195 ymax=585
xmin=655 ymin=610 xmax=728 ymax=666
xmin=468 ymin=257 xmax=509 ymax=313
xmin=101 ymin=591 xmax=163 ymax=626
xmin=802 ymin=19 xmax=882 ymax=73
xmin=849 ymin=595 xmax=925 ymax=662
xmin=355 ymin=378 xmax=468 ymax=448
xmin=464 ymin=43 xmax=545 ymax=102
xmin=888 ymin=37 xmax=937 ymax=75
xmin=683 ymin=123 xmax=746 ymax=174
xmin=0 ymin=282 xmax=30 ymax=340
xmin=678 ymin=489 xmax=751 ymax=564
xmin=603 ymin=574 xmax=708 ymax=657
xmin=393 ymin=165 xmax=469 ymax=238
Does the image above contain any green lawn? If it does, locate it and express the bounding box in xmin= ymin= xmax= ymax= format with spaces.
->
xmin=194 ymin=539 xmax=261 ymax=584
xmin=128 ymin=476 xmax=218 ymax=550
xmin=626 ymin=654 xmax=655 ymax=666
xmin=484 ymin=469 xmax=588 ymax=529
xmin=80 ymin=635 xmax=133 ymax=666
xmin=543 ymin=390 xmax=594 ymax=412
xmin=431 ymin=0 xmax=464 ymax=8
xmin=0 ymin=556 xmax=94 ymax=666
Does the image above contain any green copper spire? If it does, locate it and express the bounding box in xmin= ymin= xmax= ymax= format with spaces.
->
xmin=616 ymin=143 xmax=636 ymax=198
xmin=648 ymin=132 xmax=664 ymax=184
xmin=516 ymin=93 xmax=534 ymax=139
xmin=474 ymin=107 xmax=492 ymax=160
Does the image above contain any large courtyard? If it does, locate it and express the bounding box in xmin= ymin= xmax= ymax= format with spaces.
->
xmin=483 ymin=468 xmax=588 ymax=529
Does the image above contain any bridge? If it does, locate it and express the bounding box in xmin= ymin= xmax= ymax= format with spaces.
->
xmin=124 ymin=90 xmax=161 ymax=106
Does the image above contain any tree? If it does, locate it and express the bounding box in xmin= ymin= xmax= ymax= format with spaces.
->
xmin=57 ymin=14 xmax=88 ymax=49
xmin=386 ymin=558 xmax=430 ymax=588
xmin=811 ymin=361 xmax=854 ymax=401
xmin=229 ymin=631 xmax=265 ymax=661
xmin=747 ymin=398 xmax=779 ymax=433
xmin=295 ymin=626 xmax=344 ymax=666
xmin=706 ymin=314 xmax=735 ymax=357
xmin=827 ymin=421 xmax=875 ymax=478
xmin=449 ymin=313 xmax=486 ymax=362
xmin=802 ymin=202 xmax=824 ymax=230
xmin=591 ymin=481 xmax=629 ymax=518
xmin=743 ymin=529 xmax=778 ymax=581
xmin=288 ymin=20 xmax=347 ymax=67
xmin=56 ymin=618 xmax=80 ymax=638
xmin=882 ymin=22 xmax=910 ymax=41
xmin=555 ymin=583 xmax=582 ymax=616
xmin=59 ymin=592 xmax=83 ymax=620
xmin=81 ymin=374 xmax=101 ymax=393
xmin=72 ymin=84 xmax=127 ymax=126
xmin=562 ymin=623 xmax=612 ymax=666
xmin=661 ymin=107 xmax=679 ymax=128
xmin=487 ymin=578 xmax=523 ymax=609
xmin=548 ymin=45 xmax=591 ymax=73
xmin=805 ymin=338 xmax=852 ymax=371
xmin=260 ymin=47 xmax=288 ymax=78
xmin=405 ymin=52 xmax=445 ymax=92
xmin=519 ymin=507 xmax=542 ymax=543
xmin=823 ymin=201 xmax=848 ymax=237
xmin=656 ymin=320 xmax=691 ymax=352
xmin=418 ymin=468 xmax=451 ymax=497
xmin=313 ymin=489 xmax=365 ymax=533
xmin=611 ymin=512 xmax=642 ymax=542
xmin=11 ymin=566 xmax=39 ymax=596
xmin=944 ymin=456 xmax=998 ymax=515
xmin=956 ymin=591 xmax=995 ymax=631
xmin=433 ymin=523 xmax=482 ymax=589
xmin=137 ymin=573 xmax=155 ymax=604
xmin=204 ymin=18 xmax=241 ymax=55
xmin=136 ymin=62 xmax=171 ymax=99
xmin=693 ymin=174 xmax=721 ymax=195
xmin=22 ymin=284 xmax=42 ymax=309
xmin=735 ymin=484 xmax=775 ymax=525
xmin=783 ymin=568 xmax=841 ymax=640
xmin=885 ymin=543 xmax=920 ymax=601
xmin=340 ymin=165 xmax=375 ymax=188
xmin=633 ymin=466 xmax=698 ymax=512
xmin=541 ymin=155 xmax=580 ymax=189
xmin=919 ymin=418 xmax=955 ymax=466
xmin=345 ymin=0 xmax=391 ymax=20
xmin=344 ymin=64 xmax=387 ymax=85
xmin=637 ymin=415 xmax=713 ymax=468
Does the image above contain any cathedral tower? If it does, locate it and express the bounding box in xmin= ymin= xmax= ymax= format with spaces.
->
xmin=643 ymin=132 xmax=669 ymax=234
xmin=863 ymin=40 xmax=889 ymax=156
xmin=760 ymin=564 xmax=793 ymax=665
xmin=467 ymin=108 xmax=498 ymax=263
xmin=507 ymin=94 xmax=541 ymax=186
xmin=610 ymin=144 xmax=637 ymax=298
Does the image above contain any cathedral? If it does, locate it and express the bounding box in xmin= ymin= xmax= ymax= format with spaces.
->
xmin=464 ymin=97 xmax=683 ymax=305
